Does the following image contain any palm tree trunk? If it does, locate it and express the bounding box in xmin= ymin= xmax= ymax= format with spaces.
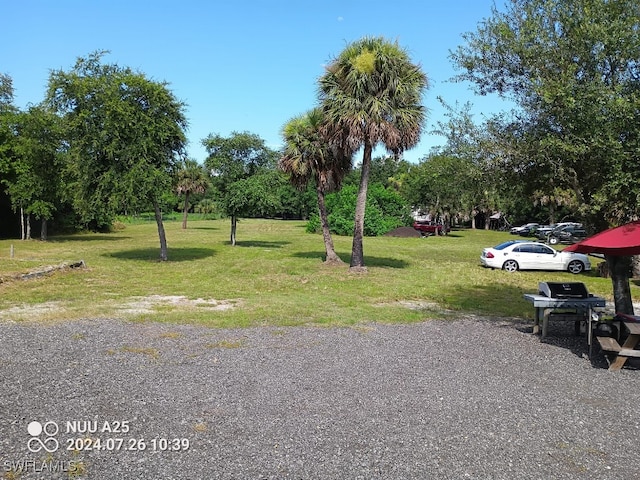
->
xmin=316 ymin=180 xmax=343 ymax=264
xmin=350 ymin=140 xmax=373 ymax=271
xmin=606 ymin=255 xmax=634 ymax=314
xmin=230 ymin=215 xmax=237 ymax=246
xmin=182 ymin=191 xmax=190 ymax=229
xmin=153 ymin=198 xmax=168 ymax=261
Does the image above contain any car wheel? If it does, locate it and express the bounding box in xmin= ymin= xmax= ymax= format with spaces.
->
xmin=503 ymin=260 xmax=519 ymax=272
xmin=548 ymin=236 xmax=559 ymax=245
xmin=567 ymin=260 xmax=585 ymax=274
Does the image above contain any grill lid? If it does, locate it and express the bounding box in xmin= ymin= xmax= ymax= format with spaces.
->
xmin=539 ymin=282 xmax=589 ymax=299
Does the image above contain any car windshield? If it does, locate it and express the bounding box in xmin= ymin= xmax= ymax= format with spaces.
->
xmin=493 ymin=240 xmax=523 ymax=250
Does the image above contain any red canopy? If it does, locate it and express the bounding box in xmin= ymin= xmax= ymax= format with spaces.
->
xmin=563 ymin=221 xmax=640 ymax=256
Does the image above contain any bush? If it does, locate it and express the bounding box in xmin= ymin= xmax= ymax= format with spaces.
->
xmin=306 ymin=183 xmax=411 ymax=236
xmin=305 ymin=215 xmax=321 ymax=233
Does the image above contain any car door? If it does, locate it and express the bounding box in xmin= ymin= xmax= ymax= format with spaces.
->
xmin=534 ymin=244 xmax=559 ymax=270
xmin=511 ymin=244 xmax=538 ymax=269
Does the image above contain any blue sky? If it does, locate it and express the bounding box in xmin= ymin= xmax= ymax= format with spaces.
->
xmin=2 ymin=0 xmax=509 ymax=164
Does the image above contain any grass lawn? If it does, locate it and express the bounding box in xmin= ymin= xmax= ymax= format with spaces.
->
xmin=0 ymin=218 xmax=624 ymax=326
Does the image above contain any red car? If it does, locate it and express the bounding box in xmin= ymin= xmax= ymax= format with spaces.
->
xmin=412 ymin=221 xmax=450 ymax=236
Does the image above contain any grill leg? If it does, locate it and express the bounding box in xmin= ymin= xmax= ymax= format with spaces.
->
xmin=533 ymin=308 xmax=542 ymax=335
xmin=542 ymin=308 xmax=552 ymax=339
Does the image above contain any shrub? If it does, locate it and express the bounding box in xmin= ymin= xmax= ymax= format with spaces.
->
xmin=306 ymin=183 xmax=411 ymax=236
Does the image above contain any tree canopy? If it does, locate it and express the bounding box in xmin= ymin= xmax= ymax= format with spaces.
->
xmin=11 ymin=105 xmax=64 ymax=239
xmin=450 ymin=0 xmax=640 ymax=228
xmin=47 ymin=51 xmax=188 ymax=260
xmin=202 ymin=131 xmax=280 ymax=245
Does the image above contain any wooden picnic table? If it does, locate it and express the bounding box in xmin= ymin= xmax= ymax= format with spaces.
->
xmin=596 ymin=320 xmax=640 ymax=371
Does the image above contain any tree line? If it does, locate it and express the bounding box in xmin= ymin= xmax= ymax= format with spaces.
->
xmin=0 ymin=40 xmax=427 ymax=270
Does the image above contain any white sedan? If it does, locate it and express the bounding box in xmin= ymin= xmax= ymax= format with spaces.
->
xmin=480 ymin=240 xmax=591 ymax=274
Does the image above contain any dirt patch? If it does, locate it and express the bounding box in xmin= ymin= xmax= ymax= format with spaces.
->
xmin=384 ymin=226 xmax=421 ymax=237
xmin=0 ymin=295 xmax=242 ymax=322
xmin=0 ymin=301 xmax=65 ymax=321
xmin=115 ymin=295 xmax=241 ymax=315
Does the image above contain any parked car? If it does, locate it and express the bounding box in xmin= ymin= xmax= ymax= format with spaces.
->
xmin=534 ymin=222 xmax=582 ymax=241
xmin=412 ymin=221 xmax=450 ymax=236
xmin=518 ymin=224 xmax=545 ymax=237
xmin=510 ymin=223 xmax=539 ymax=235
xmin=480 ymin=240 xmax=591 ymax=273
xmin=545 ymin=224 xmax=588 ymax=245
xmin=533 ymin=224 xmax=556 ymax=239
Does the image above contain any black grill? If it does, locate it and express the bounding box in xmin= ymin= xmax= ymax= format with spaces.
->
xmin=525 ymin=282 xmax=606 ymax=340
xmin=538 ymin=282 xmax=589 ymax=299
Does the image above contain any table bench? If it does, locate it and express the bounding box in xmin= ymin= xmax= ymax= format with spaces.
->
xmin=596 ymin=320 xmax=640 ymax=371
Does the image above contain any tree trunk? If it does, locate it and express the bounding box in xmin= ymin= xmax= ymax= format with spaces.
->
xmin=25 ymin=213 xmax=31 ymax=240
xmin=153 ymin=199 xmax=168 ymax=261
xmin=606 ymin=255 xmax=634 ymax=315
xmin=230 ymin=215 xmax=237 ymax=246
xmin=41 ymin=218 xmax=48 ymax=241
xmin=181 ymin=192 xmax=190 ymax=229
xmin=548 ymin=202 xmax=556 ymax=225
xmin=20 ymin=206 xmax=25 ymax=240
xmin=349 ymin=141 xmax=373 ymax=272
xmin=316 ymin=179 xmax=343 ymax=264
xmin=632 ymin=255 xmax=640 ymax=278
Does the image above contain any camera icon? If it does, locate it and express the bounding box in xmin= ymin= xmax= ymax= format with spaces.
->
xmin=27 ymin=421 xmax=59 ymax=453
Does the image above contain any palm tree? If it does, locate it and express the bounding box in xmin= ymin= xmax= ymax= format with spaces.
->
xmin=279 ymin=108 xmax=351 ymax=264
xmin=318 ymin=36 xmax=428 ymax=271
xmin=175 ymin=159 xmax=210 ymax=229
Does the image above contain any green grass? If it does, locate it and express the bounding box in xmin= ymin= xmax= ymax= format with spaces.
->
xmin=0 ymin=218 xmax=623 ymax=326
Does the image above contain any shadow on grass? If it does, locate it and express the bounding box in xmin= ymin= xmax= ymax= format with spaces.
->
xmin=50 ymin=234 xmax=132 ymax=242
xmin=447 ymin=281 xmax=602 ymax=363
xmin=226 ymin=240 xmax=291 ymax=248
xmin=106 ymin=247 xmax=215 ymax=262
xmin=292 ymin=251 xmax=408 ymax=268
xmin=293 ymin=251 xmax=346 ymax=262
xmin=364 ymin=256 xmax=410 ymax=268
xmin=444 ymin=282 xmax=531 ymax=317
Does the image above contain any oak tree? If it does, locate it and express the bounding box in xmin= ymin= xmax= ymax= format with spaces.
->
xmin=47 ymin=52 xmax=188 ymax=260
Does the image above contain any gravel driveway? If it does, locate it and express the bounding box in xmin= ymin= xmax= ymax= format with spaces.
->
xmin=1 ymin=316 xmax=639 ymax=479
